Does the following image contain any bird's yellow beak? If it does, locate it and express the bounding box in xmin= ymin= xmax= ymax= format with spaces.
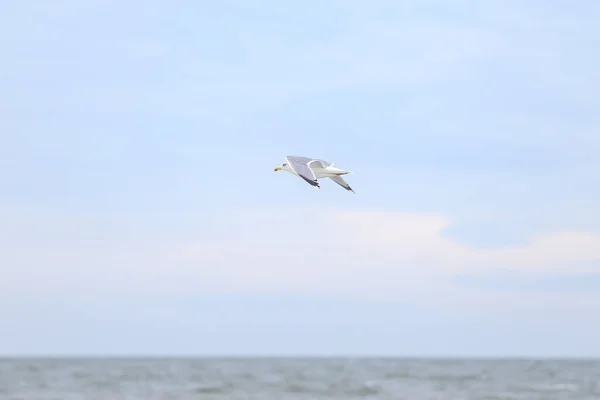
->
xmin=274 ymin=167 xmax=281 ymax=171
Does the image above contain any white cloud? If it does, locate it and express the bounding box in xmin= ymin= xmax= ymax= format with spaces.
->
xmin=329 ymin=211 xmax=600 ymax=273
xmin=2 ymin=208 xmax=599 ymax=308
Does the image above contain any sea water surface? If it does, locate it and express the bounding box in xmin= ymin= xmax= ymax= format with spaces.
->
xmin=0 ymin=358 xmax=599 ymax=399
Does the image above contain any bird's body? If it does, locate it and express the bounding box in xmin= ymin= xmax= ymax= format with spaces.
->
xmin=274 ymin=155 xmax=355 ymax=193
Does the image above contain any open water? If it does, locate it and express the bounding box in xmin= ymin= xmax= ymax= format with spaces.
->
xmin=0 ymin=358 xmax=599 ymax=399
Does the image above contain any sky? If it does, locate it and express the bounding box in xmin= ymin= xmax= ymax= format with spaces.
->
xmin=1 ymin=0 xmax=600 ymax=357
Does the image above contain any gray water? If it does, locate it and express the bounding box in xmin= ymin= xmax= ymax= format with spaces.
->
xmin=1 ymin=358 xmax=599 ymax=399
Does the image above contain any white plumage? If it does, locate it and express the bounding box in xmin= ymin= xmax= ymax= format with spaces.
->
xmin=274 ymin=155 xmax=355 ymax=193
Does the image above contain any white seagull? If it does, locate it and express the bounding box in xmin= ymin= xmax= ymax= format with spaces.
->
xmin=274 ymin=155 xmax=355 ymax=193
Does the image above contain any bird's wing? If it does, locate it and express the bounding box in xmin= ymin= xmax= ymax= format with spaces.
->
xmin=308 ymin=158 xmax=333 ymax=168
xmin=329 ymin=175 xmax=355 ymax=193
xmin=285 ymin=156 xmax=319 ymax=187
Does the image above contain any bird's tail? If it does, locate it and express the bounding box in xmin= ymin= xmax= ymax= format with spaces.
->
xmin=330 ymin=167 xmax=352 ymax=175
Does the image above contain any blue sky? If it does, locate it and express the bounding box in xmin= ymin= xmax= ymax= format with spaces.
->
xmin=1 ymin=0 xmax=600 ymax=357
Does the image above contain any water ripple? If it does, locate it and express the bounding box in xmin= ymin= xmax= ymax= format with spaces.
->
xmin=0 ymin=358 xmax=599 ymax=400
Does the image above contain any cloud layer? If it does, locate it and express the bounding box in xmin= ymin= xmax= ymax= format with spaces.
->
xmin=3 ymin=208 xmax=599 ymax=309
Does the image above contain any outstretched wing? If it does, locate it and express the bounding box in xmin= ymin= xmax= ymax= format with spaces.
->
xmin=287 ymin=156 xmax=332 ymax=168
xmin=308 ymin=159 xmax=333 ymax=168
xmin=285 ymin=156 xmax=319 ymax=187
xmin=329 ymin=175 xmax=355 ymax=193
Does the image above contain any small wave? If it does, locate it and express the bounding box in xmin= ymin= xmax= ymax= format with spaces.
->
xmin=529 ymin=383 xmax=579 ymax=392
xmin=193 ymin=383 xmax=228 ymax=394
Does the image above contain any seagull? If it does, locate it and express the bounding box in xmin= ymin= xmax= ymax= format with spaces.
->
xmin=274 ymin=155 xmax=355 ymax=193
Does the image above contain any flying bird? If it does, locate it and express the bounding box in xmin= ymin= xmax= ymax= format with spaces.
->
xmin=274 ymin=155 xmax=355 ymax=193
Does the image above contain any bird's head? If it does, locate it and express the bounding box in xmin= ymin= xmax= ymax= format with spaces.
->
xmin=273 ymin=162 xmax=288 ymax=172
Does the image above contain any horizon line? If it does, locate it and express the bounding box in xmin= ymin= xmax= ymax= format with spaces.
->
xmin=2 ymin=354 xmax=599 ymax=360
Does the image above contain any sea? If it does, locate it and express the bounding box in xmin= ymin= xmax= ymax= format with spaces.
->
xmin=0 ymin=358 xmax=598 ymax=400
